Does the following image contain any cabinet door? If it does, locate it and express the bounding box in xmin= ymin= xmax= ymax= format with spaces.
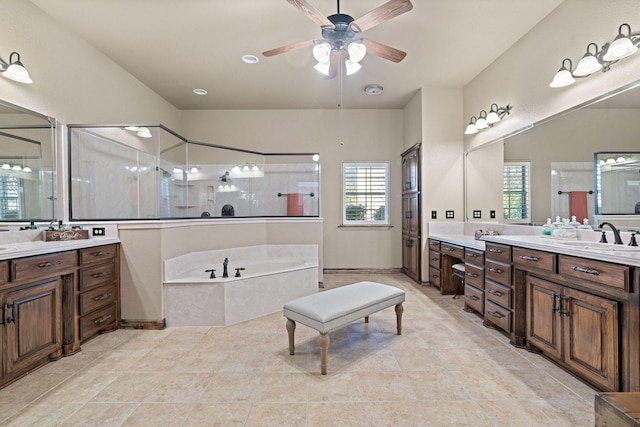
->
xmin=526 ymin=276 xmax=562 ymax=360
xmin=401 ymin=149 xmax=419 ymax=193
xmin=3 ymin=279 xmax=62 ymax=377
xmin=563 ymin=287 xmax=619 ymax=391
xmin=402 ymin=236 xmax=420 ymax=282
xmin=402 ymin=194 xmax=419 ymax=236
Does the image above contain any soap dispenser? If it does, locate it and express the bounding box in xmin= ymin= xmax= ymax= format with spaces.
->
xmin=541 ymin=218 xmax=553 ymax=236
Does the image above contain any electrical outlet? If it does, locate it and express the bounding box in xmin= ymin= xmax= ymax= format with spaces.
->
xmin=431 ymin=210 xmax=437 ymax=219
xmin=473 ymin=210 xmax=482 ymax=219
xmin=490 ymin=210 xmax=496 ymax=219
xmin=445 ymin=210 xmax=454 ymax=219
xmin=92 ymin=227 xmax=105 ymax=236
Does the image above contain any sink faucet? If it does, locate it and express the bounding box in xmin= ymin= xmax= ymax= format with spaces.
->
xmin=222 ymin=257 xmax=229 ymax=278
xmin=599 ymin=222 xmax=623 ymax=245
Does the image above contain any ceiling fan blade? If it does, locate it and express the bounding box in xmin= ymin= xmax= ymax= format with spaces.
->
xmin=363 ymin=39 xmax=407 ymax=63
xmin=353 ymin=0 xmax=413 ymax=32
xmin=327 ymin=49 xmax=342 ymax=79
xmin=263 ymin=39 xmax=315 ymax=57
xmin=286 ymin=0 xmax=333 ymax=27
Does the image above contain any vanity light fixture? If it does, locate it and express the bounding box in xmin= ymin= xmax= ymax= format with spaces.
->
xmin=464 ymin=104 xmax=512 ymax=135
xmin=137 ymin=127 xmax=152 ymax=138
xmin=0 ymin=52 xmax=33 ymax=84
xmin=550 ymin=23 xmax=640 ymax=88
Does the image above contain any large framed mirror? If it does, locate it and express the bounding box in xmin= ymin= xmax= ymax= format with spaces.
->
xmin=465 ymin=80 xmax=640 ymax=226
xmin=0 ymin=100 xmax=56 ymax=222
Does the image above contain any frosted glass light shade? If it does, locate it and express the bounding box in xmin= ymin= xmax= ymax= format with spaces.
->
xmin=549 ymin=68 xmax=575 ymax=88
xmin=573 ymin=54 xmax=602 ymax=76
xmin=312 ymin=43 xmax=331 ymax=63
xmin=345 ymin=59 xmax=361 ymax=75
xmin=2 ymin=62 xmax=32 ymax=84
xmin=314 ymin=61 xmax=330 ymax=76
xmin=347 ymin=42 xmax=366 ymax=63
xmin=603 ymin=33 xmax=638 ymax=61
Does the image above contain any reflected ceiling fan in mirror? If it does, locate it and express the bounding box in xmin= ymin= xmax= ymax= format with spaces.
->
xmin=263 ymin=0 xmax=413 ymax=79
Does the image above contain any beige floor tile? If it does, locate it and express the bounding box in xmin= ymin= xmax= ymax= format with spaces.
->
xmin=61 ymin=402 xmax=138 ymax=427
xmin=121 ymin=402 xmax=194 ymax=426
xmin=90 ymin=372 xmax=165 ymax=403
xmin=246 ymin=402 xmax=307 ymax=427
xmin=364 ymin=401 xmax=434 ymax=426
xmin=144 ymin=372 xmax=212 ymax=403
xmin=307 ymin=401 xmax=370 ymax=426
xmin=308 ymin=371 xmax=365 ymax=402
xmin=199 ymin=372 xmax=261 ymax=402
xmin=357 ymin=371 xmax=417 ymax=401
xmin=2 ymin=402 xmax=83 ymax=427
xmin=0 ymin=371 xmax=69 ymax=403
xmin=254 ymin=373 xmax=309 ymax=402
xmin=420 ymin=400 xmax=493 ymax=426
xmin=0 ymin=403 xmax=27 ymax=423
xmin=184 ymin=402 xmax=251 ymax=426
xmin=38 ymin=370 xmax=116 ymax=403
xmin=405 ymin=370 xmax=469 ymax=400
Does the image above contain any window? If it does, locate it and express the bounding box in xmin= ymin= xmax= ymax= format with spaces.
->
xmin=342 ymin=162 xmax=389 ymax=225
xmin=503 ymin=161 xmax=530 ymax=222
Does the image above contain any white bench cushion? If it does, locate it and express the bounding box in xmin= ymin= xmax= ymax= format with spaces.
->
xmin=283 ymin=281 xmax=405 ymax=334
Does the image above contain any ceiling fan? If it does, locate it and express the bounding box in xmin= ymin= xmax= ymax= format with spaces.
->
xmin=263 ymin=0 xmax=413 ymax=79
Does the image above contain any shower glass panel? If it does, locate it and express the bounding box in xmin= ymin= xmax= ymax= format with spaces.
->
xmin=68 ymin=125 xmax=320 ymax=220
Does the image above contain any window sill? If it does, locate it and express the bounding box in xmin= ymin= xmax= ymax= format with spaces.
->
xmin=338 ymin=225 xmax=393 ymax=229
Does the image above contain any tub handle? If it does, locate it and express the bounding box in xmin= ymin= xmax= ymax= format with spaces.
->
xmin=205 ymin=269 xmax=216 ymax=279
xmin=235 ymin=267 xmax=245 ymax=277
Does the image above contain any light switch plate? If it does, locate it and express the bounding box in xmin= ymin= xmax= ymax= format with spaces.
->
xmin=490 ymin=210 xmax=496 ymax=219
xmin=431 ymin=210 xmax=437 ymax=219
xmin=473 ymin=210 xmax=482 ymax=219
xmin=445 ymin=210 xmax=454 ymax=219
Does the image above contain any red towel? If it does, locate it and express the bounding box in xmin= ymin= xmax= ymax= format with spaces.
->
xmin=569 ymin=191 xmax=588 ymax=221
xmin=287 ymin=193 xmax=304 ymax=216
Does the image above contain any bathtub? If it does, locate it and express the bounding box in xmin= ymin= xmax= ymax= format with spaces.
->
xmin=163 ymin=244 xmax=318 ymax=326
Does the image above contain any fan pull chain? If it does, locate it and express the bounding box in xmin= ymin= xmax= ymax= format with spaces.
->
xmin=339 ymin=51 xmax=345 ymax=146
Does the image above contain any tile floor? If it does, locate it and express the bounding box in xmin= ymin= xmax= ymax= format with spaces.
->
xmin=0 ymin=273 xmax=596 ymax=426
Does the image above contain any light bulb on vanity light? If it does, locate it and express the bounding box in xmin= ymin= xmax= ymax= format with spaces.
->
xmin=550 ymin=58 xmax=575 ymax=88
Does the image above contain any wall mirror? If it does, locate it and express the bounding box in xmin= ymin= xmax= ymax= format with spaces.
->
xmin=0 ymin=100 xmax=55 ymax=221
xmin=465 ymin=80 xmax=640 ymax=226
xmin=595 ymin=151 xmax=640 ymax=215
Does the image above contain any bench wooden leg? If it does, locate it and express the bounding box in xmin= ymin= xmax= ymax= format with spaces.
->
xmin=364 ymin=316 xmax=369 ymax=323
xmin=395 ymin=303 xmax=404 ymax=335
xmin=286 ymin=319 xmax=296 ymax=355
xmin=318 ymin=332 xmax=330 ymax=375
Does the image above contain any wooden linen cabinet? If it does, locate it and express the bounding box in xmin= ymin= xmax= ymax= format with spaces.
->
xmin=401 ymin=143 xmax=421 ymax=282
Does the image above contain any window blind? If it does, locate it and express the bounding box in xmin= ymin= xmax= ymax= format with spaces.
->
xmin=342 ymin=162 xmax=389 ymax=224
xmin=503 ymin=162 xmax=530 ymax=221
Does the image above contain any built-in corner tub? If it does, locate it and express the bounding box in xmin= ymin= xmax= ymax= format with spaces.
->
xmin=163 ymin=244 xmax=319 ymax=326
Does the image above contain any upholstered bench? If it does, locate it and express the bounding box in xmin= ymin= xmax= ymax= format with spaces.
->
xmin=283 ymin=281 xmax=405 ymax=375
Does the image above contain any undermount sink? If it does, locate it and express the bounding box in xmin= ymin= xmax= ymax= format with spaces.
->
xmin=549 ymin=240 xmax=640 ymax=252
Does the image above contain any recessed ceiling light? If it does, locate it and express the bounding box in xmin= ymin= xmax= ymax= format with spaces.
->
xmin=193 ymin=88 xmax=208 ymax=95
xmin=364 ymin=84 xmax=383 ymax=96
xmin=242 ymin=55 xmax=259 ymax=64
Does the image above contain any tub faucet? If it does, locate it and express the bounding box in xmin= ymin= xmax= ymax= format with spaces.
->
xmin=598 ymin=222 xmax=623 ymax=245
xmin=223 ymin=257 xmax=229 ymax=278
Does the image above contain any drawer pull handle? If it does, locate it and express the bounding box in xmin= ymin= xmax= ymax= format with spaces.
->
xmin=431 ymin=257 xmax=438 ymax=262
xmin=467 ymin=253 xmax=478 ymax=258
xmin=431 ymin=274 xmax=439 ymax=279
xmin=488 ymin=267 xmax=502 ymax=273
xmin=466 ymin=272 xmax=478 ymax=278
xmin=572 ymin=266 xmax=600 ymax=276
xmin=488 ymin=248 xmax=502 ymax=253
xmin=94 ymin=314 xmax=112 ymax=325
xmin=444 ymin=247 xmax=455 ymax=252
xmin=487 ymin=310 xmax=504 ymax=319
xmin=465 ymin=295 xmax=479 ymax=301
xmin=39 ymin=260 xmax=62 ymax=268
xmin=519 ymin=255 xmax=539 ymax=262
xmin=93 ymin=293 xmax=112 ymax=302
xmin=92 ymin=251 xmax=110 ymax=257
xmin=91 ymin=272 xmax=112 ymax=279
xmin=488 ymin=289 xmax=503 ymax=297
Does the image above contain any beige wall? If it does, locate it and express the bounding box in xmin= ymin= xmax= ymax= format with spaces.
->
xmin=181 ymin=109 xmax=404 ymax=270
xmin=464 ymin=0 xmax=640 ymax=152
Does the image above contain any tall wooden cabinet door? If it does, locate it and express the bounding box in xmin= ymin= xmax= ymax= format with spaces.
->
xmin=3 ymin=279 xmax=62 ymax=377
xmin=402 ymin=194 xmax=419 ymax=235
xmin=526 ymin=276 xmax=562 ymax=359
xmin=402 ymin=150 xmax=418 ymax=193
xmin=562 ymin=287 xmax=619 ymax=391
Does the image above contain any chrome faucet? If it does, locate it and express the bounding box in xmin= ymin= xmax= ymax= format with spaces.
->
xmin=223 ymin=257 xmax=229 ymax=278
xmin=599 ymin=222 xmax=623 ymax=245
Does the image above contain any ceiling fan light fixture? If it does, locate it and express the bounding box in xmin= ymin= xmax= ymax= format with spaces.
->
xmin=347 ymin=42 xmax=366 ymax=63
xmin=313 ymin=43 xmax=331 ymax=63
xmin=314 ymin=61 xmax=330 ymax=76
xmin=345 ymin=59 xmax=361 ymax=75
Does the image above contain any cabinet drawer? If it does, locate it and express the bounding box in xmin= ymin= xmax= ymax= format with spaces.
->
xmin=485 ymin=300 xmax=511 ymax=332
xmin=464 ymin=284 xmax=484 ymax=313
xmin=464 ymin=248 xmax=484 ymax=265
xmin=429 ymin=251 xmax=441 ymax=268
xmin=513 ymin=247 xmax=556 ymax=273
xmin=428 ymin=239 xmax=440 ymax=251
xmin=485 ymin=260 xmax=511 ymax=286
xmin=485 ymin=280 xmax=511 ymax=309
xmin=0 ymin=261 xmax=7 ymax=285
xmin=441 ymin=243 xmax=464 ymax=259
xmin=485 ymin=242 xmax=511 ymax=263
xmin=80 ymin=302 xmax=117 ymax=341
xmin=79 ymin=244 xmax=117 ymax=266
xmin=79 ymin=283 xmax=116 ymax=315
xmin=429 ymin=267 xmax=441 ymax=288
xmin=79 ymin=262 xmax=116 ymax=291
xmin=11 ymin=251 xmax=77 ymax=282
xmin=464 ymin=263 xmax=484 ymax=289
xmin=559 ymin=255 xmax=629 ymax=290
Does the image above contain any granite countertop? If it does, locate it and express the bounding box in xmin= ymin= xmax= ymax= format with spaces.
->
xmin=427 ymin=233 xmax=485 ymax=251
xmin=0 ymin=237 xmax=120 ymax=260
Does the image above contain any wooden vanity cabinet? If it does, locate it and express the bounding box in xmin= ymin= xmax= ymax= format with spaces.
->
xmin=463 ymin=248 xmax=484 ymax=315
xmin=427 ymin=239 xmax=441 ymax=289
xmin=78 ymin=244 xmax=119 ymax=342
xmin=483 ymin=242 xmax=512 ymax=333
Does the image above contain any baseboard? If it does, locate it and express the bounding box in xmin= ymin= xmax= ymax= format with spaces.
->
xmin=119 ymin=319 xmax=166 ymax=330
xmin=323 ymin=268 xmax=403 ymax=274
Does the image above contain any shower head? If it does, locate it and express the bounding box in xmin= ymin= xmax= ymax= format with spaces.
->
xmin=219 ymin=171 xmax=230 ymax=182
